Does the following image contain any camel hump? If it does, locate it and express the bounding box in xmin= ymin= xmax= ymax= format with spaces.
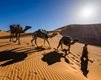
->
xmin=61 ymin=36 xmax=73 ymax=45
xmin=9 ymin=24 xmax=22 ymax=32
xmin=9 ymin=25 xmax=14 ymax=30
xmin=9 ymin=24 xmax=20 ymax=28
xmin=38 ymin=29 xmax=48 ymax=34
xmin=63 ymin=36 xmax=72 ymax=41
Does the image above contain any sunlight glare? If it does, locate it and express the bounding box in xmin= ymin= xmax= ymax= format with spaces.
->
xmin=77 ymin=5 xmax=98 ymax=20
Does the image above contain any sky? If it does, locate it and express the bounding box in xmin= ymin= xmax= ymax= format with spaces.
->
xmin=0 ymin=0 xmax=101 ymax=32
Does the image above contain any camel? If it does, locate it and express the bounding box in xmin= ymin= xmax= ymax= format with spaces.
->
xmin=9 ymin=24 xmax=31 ymax=44
xmin=31 ymin=29 xmax=57 ymax=48
xmin=57 ymin=36 xmax=78 ymax=54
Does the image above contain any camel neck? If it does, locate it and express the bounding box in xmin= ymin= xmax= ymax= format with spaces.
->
xmin=22 ymin=28 xmax=29 ymax=33
xmin=71 ymin=40 xmax=76 ymax=44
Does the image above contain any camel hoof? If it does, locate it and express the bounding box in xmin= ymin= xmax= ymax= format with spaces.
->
xmin=18 ymin=43 xmax=21 ymax=45
xmin=64 ymin=53 xmax=68 ymax=57
xmin=26 ymin=43 xmax=29 ymax=45
xmin=32 ymin=44 xmax=35 ymax=46
xmin=13 ymin=41 xmax=16 ymax=43
xmin=48 ymin=47 xmax=51 ymax=49
xmin=53 ymin=48 xmax=58 ymax=51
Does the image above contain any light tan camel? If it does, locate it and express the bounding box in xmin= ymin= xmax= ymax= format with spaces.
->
xmin=57 ymin=36 xmax=78 ymax=53
xmin=9 ymin=24 xmax=31 ymax=44
xmin=31 ymin=29 xmax=57 ymax=48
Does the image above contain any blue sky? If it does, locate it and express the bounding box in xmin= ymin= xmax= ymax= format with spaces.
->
xmin=0 ymin=0 xmax=101 ymax=32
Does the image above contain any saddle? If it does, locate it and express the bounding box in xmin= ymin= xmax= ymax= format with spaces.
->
xmin=38 ymin=29 xmax=48 ymax=34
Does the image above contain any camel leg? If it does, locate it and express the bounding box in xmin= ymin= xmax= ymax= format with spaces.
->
xmin=69 ymin=46 xmax=70 ymax=53
xmin=14 ymin=33 xmax=18 ymax=43
xmin=61 ymin=44 xmax=63 ymax=50
xmin=66 ymin=44 xmax=71 ymax=53
xmin=57 ymin=43 xmax=63 ymax=50
xmin=12 ymin=34 xmax=15 ymax=42
xmin=35 ymin=38 xmax=38 ymax=47
xmin=57 ymin=40 xmax=63 ymax=50
xmin=16 ymin=33 xmax=21 ymax=45
xmin=63 ymin=45 xmax=71 ymax=56
xmin=46 ymin=39 xmax=51 ymax=48
xmin=31 ymin=37 xmax=37 ymax=46
xmin=10 ymin=33 xmax=14 ymax=42
xmin=18 ymin=34 xmax=21 ymax=45
xmin=15 ymin=33 xmax=20 ymax=45
xmin=57 ymin=43 xmax=60 ymax=50
xmin=9 ymin=34 xmax=12 ymax=42
xmin=31 ymin=38 xmax=35 ymax=46
xmin=43 ymin=39 xmax=46 ymax=47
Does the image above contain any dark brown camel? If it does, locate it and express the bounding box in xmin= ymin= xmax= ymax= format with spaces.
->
xmin=9 ymin=24 xmax=31 ymax=44
xmin=31 ymin=29 xmax=57 ymax=48
xmin=57 ymin=36 xmax=78 ymax=54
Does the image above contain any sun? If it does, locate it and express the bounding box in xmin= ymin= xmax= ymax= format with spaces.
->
xmin=77 ymin=5 xmax=98 ymax=20
xmin=81 ymin=7 xmax=94 ymax=18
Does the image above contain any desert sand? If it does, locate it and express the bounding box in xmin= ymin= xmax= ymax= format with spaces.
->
xmin=0 ymin=30 xmax=101 ymax=80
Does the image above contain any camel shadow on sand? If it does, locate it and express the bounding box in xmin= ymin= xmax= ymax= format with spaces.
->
xmin=0 ymin=49 xmax=27 ymax=66
xmin=0 ymin=43 xmax=11 ymax=47
xmin=41 ymin=51 xmax=70 ymax=65
xmin=15 ymin=46 xmax=48 ymax=54
xmin=0 ymin=46 xmax=49 ymax=66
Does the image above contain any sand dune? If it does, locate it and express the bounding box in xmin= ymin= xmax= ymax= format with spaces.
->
xmin=0 ymin=30 xmax=10 ymax=37
xmin=0 ymin=32 xmax=101 ymax=80
xmin=57 ymin=24 xmax=101 ymax=46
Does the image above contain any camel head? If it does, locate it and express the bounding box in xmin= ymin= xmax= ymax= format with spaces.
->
xmin=23 ymin=26 xmax=32 ymax=32
xmin=25 ymin=26 xmax=32 ymax=30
